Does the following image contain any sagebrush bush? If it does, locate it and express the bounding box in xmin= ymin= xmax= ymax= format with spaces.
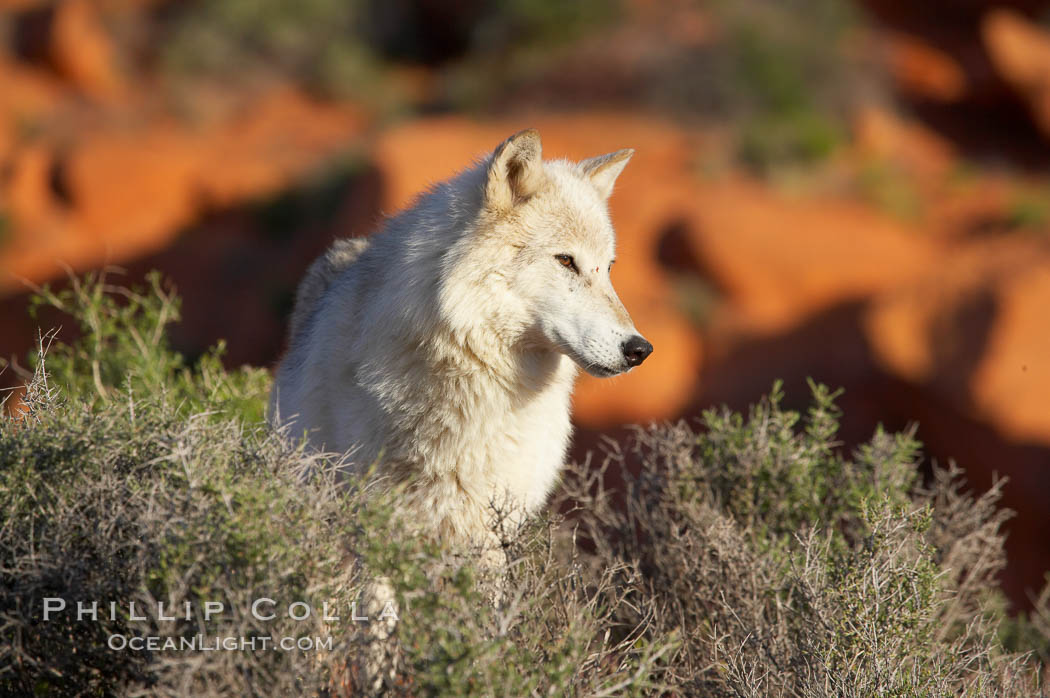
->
xmin=1 ymin=273 xmax=1047 ymax=696
xmin=565 ymin=390 xmax=1048 ymax=695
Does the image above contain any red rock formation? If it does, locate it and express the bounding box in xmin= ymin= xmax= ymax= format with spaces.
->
xmin=47 ymin=0 xmax=126 ymax=100
xmin=983 ymin=9 xmax=1050 ymax=139
xmin=884 ymin=32 xmax=968 ymax=102
xmin=0 ymin=89 xmax=367 ymax=295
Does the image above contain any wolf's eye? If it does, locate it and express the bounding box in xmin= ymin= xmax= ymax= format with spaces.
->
xmin=554 ymin=254 xmax=579 ymax=273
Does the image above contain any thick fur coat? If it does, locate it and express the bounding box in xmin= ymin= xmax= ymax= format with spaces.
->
xmin=270 ymin=129 xmax=651 ymax=547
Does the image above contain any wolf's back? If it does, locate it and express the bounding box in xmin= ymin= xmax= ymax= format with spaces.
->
xmin=288 ymin=237 xmax=371 ymax=340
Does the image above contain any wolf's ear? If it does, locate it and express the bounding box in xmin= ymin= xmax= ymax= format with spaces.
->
xmin=485 ymin=129 xmax=545 ymax=211
xmin=578 ymin=148 xmax=634 ymax=199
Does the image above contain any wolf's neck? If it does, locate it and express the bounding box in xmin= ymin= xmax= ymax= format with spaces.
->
xmin=421 ymin=320 xmax=574 ymax=398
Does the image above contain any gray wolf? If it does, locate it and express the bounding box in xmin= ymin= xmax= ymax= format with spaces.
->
xmin=269 ymin=128 xmax=652 ymax=548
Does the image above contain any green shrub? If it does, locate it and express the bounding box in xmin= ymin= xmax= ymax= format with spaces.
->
xmin=856 ymin=158 xmax=923 ymax=220
xmin=656 ymin=0 xmax=871 ymax=174
xmin=565 ymin=384 xmax=1047 ymax=694
xmin=437 ymin=0 xmax=620 ymax=110
xmin=1 ymin=274 xmax=1046 ymax=695
xmin=25 ymin=271 xmax=269 ymax=420
xmin=725 ymin=0 xmax=863 ymax=172
xmin=161 ymin=0 xmax=619 ymax=106
xmin=161 ymin=0 xmax=378 ymax=99
xmin=1005 ymin=187 xmax=1050 ymax=232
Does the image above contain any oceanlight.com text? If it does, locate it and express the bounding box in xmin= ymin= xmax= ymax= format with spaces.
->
xmin=107 ymin=634 xmax=334 ymax=652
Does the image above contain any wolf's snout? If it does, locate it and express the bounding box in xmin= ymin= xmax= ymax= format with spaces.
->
xmin=622 ymin=336 xmax=653 ymax=367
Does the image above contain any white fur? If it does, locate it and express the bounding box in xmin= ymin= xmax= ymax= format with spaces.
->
xmin=270 ymin=130 xmax=648 ymax=547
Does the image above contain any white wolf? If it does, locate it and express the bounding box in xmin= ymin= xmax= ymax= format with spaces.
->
xmin=270 ymin=128 xmax=652 ymax=548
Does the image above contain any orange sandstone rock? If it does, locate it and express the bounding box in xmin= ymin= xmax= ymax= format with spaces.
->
xmin=674 ymin=176 xmax=940 ymax=333
xmin=983 ymin=9 xmax=1050 ymax=138
xmin=0 ymin=87 xmax=367 ymax=294
xmin=7 ymin=144 xmax=62 ymax=235
xmin=884 ymin=32 xmax=968 ymax=102
xmin=197 ymin=89 xmax=367 ymax=209
xmin=48 ymin=0 xmax=126 ymax=100
xmin=971 ymin=259 xmax=1050 ymax=445
xmin=64 ymin=125 xmax=204 ymax=252
xmin=853 ymin=106 xmax=956 ymax=180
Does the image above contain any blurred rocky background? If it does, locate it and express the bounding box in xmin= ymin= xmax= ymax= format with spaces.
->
xmin=1 ymin=0 xmax=1049 ymax=611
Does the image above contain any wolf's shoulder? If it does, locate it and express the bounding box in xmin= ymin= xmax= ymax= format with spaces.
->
xmin=288 ymin=237 xmax=372 ymax=340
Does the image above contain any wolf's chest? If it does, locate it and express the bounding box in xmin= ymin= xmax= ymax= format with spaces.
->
xmin=403 ymin=360 xmax=576 ymax=513
xmin=483 ymin=389 xmax=574 ymax=512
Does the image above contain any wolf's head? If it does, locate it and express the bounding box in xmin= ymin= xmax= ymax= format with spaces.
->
xmin=461 ymin=128 xmax=652 ymax=377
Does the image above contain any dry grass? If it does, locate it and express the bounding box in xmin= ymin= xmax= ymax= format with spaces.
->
xmin=1 ymin=273 xmax=1048 ymax=696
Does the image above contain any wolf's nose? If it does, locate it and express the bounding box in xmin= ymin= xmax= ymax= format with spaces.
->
xmin=622 ymin=336 xmax=653 ymax=367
